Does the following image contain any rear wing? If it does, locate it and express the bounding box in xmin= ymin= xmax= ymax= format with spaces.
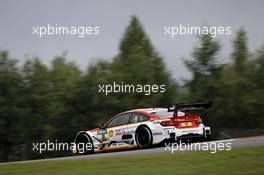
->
xmin=168 ymin=101 xmax=213 ymax=116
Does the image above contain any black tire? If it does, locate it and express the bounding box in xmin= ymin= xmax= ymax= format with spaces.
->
xmin=75 ymin=133 xmax=94 ymax=155
xmin=135 ymin=126 xmax=153 ymax=149
xmin=204 ymin=135 xmax=211 ymax=142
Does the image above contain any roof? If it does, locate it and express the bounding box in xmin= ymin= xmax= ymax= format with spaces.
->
xmin=127 ymin=108 xmax=168 ymax=113
xmin=127 ymin=107 xmax=185 ymax=117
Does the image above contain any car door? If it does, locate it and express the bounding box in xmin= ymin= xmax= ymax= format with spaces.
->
xmin=104 ymin=113 xmax=131 ymax=143
xmin=129 ymin=112 xmax=150 ymax=124
xmin=126 ymin=112 xmax=150 ymax=138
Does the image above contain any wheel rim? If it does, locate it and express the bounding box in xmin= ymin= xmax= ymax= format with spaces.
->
xmin=137 ymin=128 xmax=151 ymax=148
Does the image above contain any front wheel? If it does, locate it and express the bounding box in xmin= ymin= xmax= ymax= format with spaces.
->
xmin=75 ymin=132 xmax=94 ymax=155
xmin=135 ymin=126 xmax=153 ymax=149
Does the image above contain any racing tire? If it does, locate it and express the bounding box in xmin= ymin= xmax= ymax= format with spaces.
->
xmin=75 ymin=132 xmax=94 ymax=155
xmin=135 ymin=126 xmax=153 ymax=149
xmin=204 ymin=135 xmax=211 ymax=142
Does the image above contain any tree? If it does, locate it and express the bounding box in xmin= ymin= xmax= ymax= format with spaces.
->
xmin=184 ymin=34 xmax=221 ymax=99
xmin=247 ymin=46 xmax=264 ymax=127
xmin=232 ymin=28 xmax=248 ymax=73
xmin=48 ymin=56 xmax=82 ymax=142
xmin=0 ymin=51 xmax=24 ymax=162
xmin=211 ymin=29 xmax=254 ymax=130
xmin=76 ymin=16 xmax=177 ymax=126
xmin=111 ymin=16 xmax=176 ymax=109
xmin=21 ymin=58 xmax=52 ymax=159
xmin=76 ymin=60 xmax=113 ymax=126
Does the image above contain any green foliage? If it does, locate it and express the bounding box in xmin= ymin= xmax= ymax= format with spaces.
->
xmin=0 ymin=51 xmax=24 ymax=161
xmin=0 ymin=16 xmax=177 ymax=162
xmin=184 ymin=34 xmax=222 ymax=100
xmin=0 ymin=17 xmax=264 ymax=162
xmin=184 ymin=28 xmax=264 ymax=137
xmin=78 ymin=16 xmax=176 ymax=123
xmin=110 ymin=16 xmax=176 ymax=108
xmin=232 ymin=28 xmax=248 ymax=73
xmin=1 ymin=146 xmax=264 ymax=175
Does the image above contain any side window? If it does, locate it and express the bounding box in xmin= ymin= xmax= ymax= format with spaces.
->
xmin=106 ymin=113 xmax=131 ymax=128
xmin=130 ymin=113 xmax=149 ymax=123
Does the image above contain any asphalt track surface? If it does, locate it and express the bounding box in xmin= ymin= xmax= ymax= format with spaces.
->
xmin=1 ymin=135 xmax=264 ymax=165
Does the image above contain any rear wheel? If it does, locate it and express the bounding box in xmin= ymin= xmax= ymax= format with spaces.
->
xmin=135 ymin=126 xmax=153 ymax=149
xmin=75 ymin=133 xmax=94 ymax=155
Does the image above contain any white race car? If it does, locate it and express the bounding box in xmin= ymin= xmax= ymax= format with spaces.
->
xmin=73 ymin=101 xmax=212 ymax=155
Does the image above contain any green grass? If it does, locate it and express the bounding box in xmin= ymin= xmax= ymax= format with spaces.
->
xmin=1 ymin=146 xmax=264 ymax=175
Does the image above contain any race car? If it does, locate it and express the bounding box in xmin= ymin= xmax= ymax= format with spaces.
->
xmin=73 ymin=101 xmax=212 ymax=155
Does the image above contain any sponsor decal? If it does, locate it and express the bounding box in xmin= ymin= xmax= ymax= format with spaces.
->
xmin=97 ymin=129 xmax=107 ymax=135
xmin=115 ymin=129 xmax=135 ymax=136
xmin=115 ymin=130 xmax=125 ymax=136
xmin=152 ymin=121 xmax=160 ymax=124
xmin=108 ymin=130 xmax=114 ymax=137
xmin=153 ymin=132 xmax=162 ymax=135
xmin=110 ymin=142 xmax=126 ymax=148
xmin=97 ymin=129 xmax=108 ymax=141
xmin=111 ymin=143 xmax=118 ymax=147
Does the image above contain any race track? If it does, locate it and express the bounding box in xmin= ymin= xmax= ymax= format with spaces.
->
xmin=1 ymin=135 xmax=264 ymax=165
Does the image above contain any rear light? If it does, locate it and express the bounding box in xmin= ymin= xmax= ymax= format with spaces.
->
xmin=160 ymin=120 xmax=178 ymax=126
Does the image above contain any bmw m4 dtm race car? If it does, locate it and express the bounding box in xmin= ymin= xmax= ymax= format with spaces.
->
xmin=73 ymin=101 xmax=212 ymax=155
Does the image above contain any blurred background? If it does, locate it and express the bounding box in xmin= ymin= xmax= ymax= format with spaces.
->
xmin=0 ymin=0 xmax=264 ymax=162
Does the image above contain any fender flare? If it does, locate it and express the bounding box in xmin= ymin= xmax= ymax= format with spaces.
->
xmin=74 ymin=131 xmax=94 ymax=154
